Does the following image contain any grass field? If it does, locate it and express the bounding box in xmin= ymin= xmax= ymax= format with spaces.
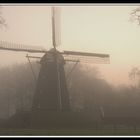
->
xmin=0 ymin=125 xmax=140 ymax=136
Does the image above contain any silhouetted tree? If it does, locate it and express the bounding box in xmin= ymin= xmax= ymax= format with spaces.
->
xmin=0 ymin=6 xmax=6 ymax=27
xmin=0 ymin=62 xmax=40 ymax=118
xmin=129 ymin=67 xmax=140 ymax=88
xmin=1 ymin=61 xmax=140 ymax=123
xmin=65 ymin=63 xmax=114 ymax=112
xmin=130 ymin=6 xmax=140 ymax=25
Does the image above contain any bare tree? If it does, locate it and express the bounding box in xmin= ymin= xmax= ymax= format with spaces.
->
xmin=129 ymin=67 xmax=140 ymax=88
xmin=0 ymin=6 xmax=6 ymax=27
xmin=130 ymin=6 xmax=140 ymax=25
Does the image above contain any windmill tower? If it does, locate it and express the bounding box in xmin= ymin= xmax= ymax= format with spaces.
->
xmin=0 ymin=7 xmax=110 ymax=116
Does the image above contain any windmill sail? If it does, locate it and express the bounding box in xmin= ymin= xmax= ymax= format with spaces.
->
xmin=52 ymin=7 xmax=61 ymax=47
xmin=0 ymin=41 xmax=47 ymax=53
xmin=61 ymin=50 xmax=110 ymax=64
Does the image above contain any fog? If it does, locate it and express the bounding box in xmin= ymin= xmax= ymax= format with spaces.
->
xmin=1 ymin=4 xmax=140 ymax=133
xmin=0 ymin=61 xmax=139 ymax=121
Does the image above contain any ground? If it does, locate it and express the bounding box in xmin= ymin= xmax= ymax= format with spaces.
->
xmin=0 ymin=125 xmax=140 ymax=136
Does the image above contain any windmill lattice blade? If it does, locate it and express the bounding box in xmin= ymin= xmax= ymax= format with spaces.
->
xmin=52 ymin=7 xmax=61 ymax=47
xmin=0 ymin=41 xmax=47 ymax=53
xmin=61 ymin=51 xmax=110 ymax=64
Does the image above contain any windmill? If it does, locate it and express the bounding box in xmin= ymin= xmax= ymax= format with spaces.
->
xmin=0 ymin=7 xmax=110 ymax=113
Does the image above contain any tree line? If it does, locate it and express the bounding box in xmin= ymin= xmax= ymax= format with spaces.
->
xmin=0 ymin=61 xmax=139 ymax=120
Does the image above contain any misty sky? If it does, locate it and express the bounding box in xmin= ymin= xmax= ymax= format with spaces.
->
xmin=0 ymin=4 xmax=140 ymax=87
